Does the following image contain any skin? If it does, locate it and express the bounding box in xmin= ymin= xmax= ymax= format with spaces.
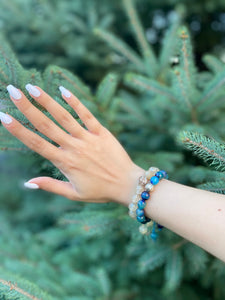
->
xmin=2 ymin=86 xmax=225 ymax=262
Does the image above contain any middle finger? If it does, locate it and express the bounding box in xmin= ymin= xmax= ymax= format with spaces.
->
xmin=7 ymin=84 xmax=75 ymax=148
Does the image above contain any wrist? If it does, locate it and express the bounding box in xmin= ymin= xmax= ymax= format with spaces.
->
xmin=113 ymin=163 xmax=146 ymax=207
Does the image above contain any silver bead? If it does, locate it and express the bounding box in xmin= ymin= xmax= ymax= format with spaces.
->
xmin=138 ymin=175 xmax=148 ymax=185
xmin=139 ymin=224 xmax=148 ymax=235
xmin=129 ymin=203 xmax=137 ymax=211
xmin=145 ymin=183 xmax=154 ymax=192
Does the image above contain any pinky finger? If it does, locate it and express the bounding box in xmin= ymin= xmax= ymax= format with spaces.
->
xmin=23 ymin=177 xmax=79 ymax=201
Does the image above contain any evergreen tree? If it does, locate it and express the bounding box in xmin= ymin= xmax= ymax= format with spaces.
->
xmin=0 ymin=0 xmax=225 ymax=299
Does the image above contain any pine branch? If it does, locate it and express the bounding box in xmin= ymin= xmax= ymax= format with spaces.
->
xmin=177 ymin=130 xmax=225 ymax=172
xmin=96 ymin=72 xmax=119 ymax=109
xmin=194 ymin=69 xmax=225 ymax=110
xmin=196 ymin=179 xmax=225 ymax=194
xmin=122 ymin=0 xmax=157 ymax=76
xmin=202 ymin=54 xmax=225 ymax=74
xmin=93 ymin=28 xmax=145 ymax=71
xmin=124 ymin=72 xmax=177 ymax=103
xmin=0 ymin=268 xmax=54 ymax=300
xmin=163 ymin=250 xmax=183 ymax=292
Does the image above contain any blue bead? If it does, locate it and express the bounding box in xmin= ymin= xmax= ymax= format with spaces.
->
xmin=160 ymin=170 xmax=168 ymax=179
xmin=136 ymin=209 xmax=144 ymax=217
xmin=155 ymin=171 xmax=164 ymax=180
xmin=137 ymin=215 xmax=146 ymax=223
xmin=150 ymin=176 xmax=159 ymax=185
xmin=138 ymin=200 xmax=146 ymax=209
xmin=157 ymin=224 xmax=164 ymax=231
xmin=141 ymin=191 xmax=150 ymax=200
xmin=150 ymin=232 xmax=158 ymax=241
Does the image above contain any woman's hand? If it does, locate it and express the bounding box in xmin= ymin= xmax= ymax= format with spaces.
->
xmin=0 ymin=84 xmax=144 ymax=206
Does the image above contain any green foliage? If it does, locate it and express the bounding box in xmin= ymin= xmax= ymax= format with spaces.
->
xmin=0 ymin=0 xmax=225 ymax=299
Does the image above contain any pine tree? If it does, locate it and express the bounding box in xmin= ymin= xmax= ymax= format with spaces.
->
xmin=1 ymin=0 xmax=225 ymax=299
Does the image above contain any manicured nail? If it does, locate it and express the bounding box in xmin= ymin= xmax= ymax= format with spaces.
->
xmin=24 ymin=181 xmax=39 ymax=189
xmin=59 ymin=86 xmax=71 ymax=98
xmin=0 ymin=111 xmax=13 ymax=124
xmin=25 ymin=84 xmax=41 ymax=97
xmin=6 ymin=84 xmax=22 ymax=100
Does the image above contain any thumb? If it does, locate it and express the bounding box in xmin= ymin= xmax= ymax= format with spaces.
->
xmin=23 ymin=177 xmax=78 ymax=200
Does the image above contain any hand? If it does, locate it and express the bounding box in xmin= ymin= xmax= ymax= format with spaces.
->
xmin=0 ymin=84 xmax=144 ymax=206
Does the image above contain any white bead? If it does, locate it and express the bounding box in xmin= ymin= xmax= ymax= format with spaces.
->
xmin=145 ymin=183 xmax=154 ymax=192
xmin=136 ymin=185 xmax=143 ymax=194
xmin=149 ymin=166 xmax=160 ymax=173
xmin=129 ymin=210 xmax=136 ymax=219
xmin=145 ymin=170 xmax=155 ymax=179
xmin=129 ymin=203 xmax=137 ymax=211
xmin=139 ymin=225 xmax=148 ymax=235
xmin=132 ymin=194 xmax=139 ymax=203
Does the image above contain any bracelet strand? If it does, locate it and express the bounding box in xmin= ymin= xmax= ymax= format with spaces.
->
xmin=128 ymin=166 xmax=168 ymax=241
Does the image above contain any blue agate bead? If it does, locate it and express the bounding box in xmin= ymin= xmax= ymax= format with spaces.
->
xmin=138 ymin=200 xmax=146 ymax=209
xmin=136 ymin=208 xmax=144 ymax=217
xmin=141 ymin=191 xmax=150 ymax=200
xmin=155 ymin=171 xmax=164 ymax=180
xmin=137 ymin=215 xmax=146 ymax=223
xmin=160 ymin=170 xmax=169 ymax=179
xmin=150 ymin=232 xmax=158 ymax=241
xmin=150 ymin=176 xmax=159 ymax=185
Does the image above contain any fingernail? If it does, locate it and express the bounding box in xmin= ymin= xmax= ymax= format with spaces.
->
xmin=24 ymin=182 xmax=39 ymax=189
xmin=59 ymin=86 xmax=71 ymax=98
xmin=0 ymin=111 xmax=13 ymax=124
xmin=6 ymin=84 xmax=22 ymax=100
xmin=25 ymin=84 xmax=41 ymax=97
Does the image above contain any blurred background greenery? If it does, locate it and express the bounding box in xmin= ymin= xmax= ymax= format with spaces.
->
xmin=0 ymin=0 xmax=225 ymax=299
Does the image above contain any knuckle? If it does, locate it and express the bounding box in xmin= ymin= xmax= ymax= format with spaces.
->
xmin=37 ymin=121 xmax=51 ymax=133
xmin=29 ymin=138 xmax=44 ymax=151
xmin=83 ymin=111 xmax=92 ymax=120
xmin=60 ymin=112 xmax=73 ymax=125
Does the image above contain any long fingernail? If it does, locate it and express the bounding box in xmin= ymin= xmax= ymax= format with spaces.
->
xmin=25 ymin=84 xmax=41 ymax=97
xmin=0 ymin=111 xmax=13 ymax=124
xmin=24 ymin=181 xmax=39 ymax=189
xmin=59 ymin=86 xmax=71 ymax=98
xmin=6 ymin=84 xmax=22 ymax=100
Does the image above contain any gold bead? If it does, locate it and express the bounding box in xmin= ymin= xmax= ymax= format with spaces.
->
xmin=146 ymin=220 xmax=154 ymax=227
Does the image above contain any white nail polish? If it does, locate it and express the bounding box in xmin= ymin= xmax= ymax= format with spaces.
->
xmin=6 ymin=84 xmax=22 ymax=100
xmin=24 ymin=182 xmax=39 ymax=189
xmin=0 ymin=111 xmax=13 ymax=124
xmin=25 ymin=84 xmax=41 ymax=97
xmin=59 ymin=86 xmax=71 ymax=98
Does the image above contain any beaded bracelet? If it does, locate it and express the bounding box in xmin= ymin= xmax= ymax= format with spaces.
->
xmin=128 ymin=166 xmax=168 ymax=241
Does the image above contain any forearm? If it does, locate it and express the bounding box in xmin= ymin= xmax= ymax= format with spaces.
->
xmin=119 ymin=165 xmax=225 ymax=262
